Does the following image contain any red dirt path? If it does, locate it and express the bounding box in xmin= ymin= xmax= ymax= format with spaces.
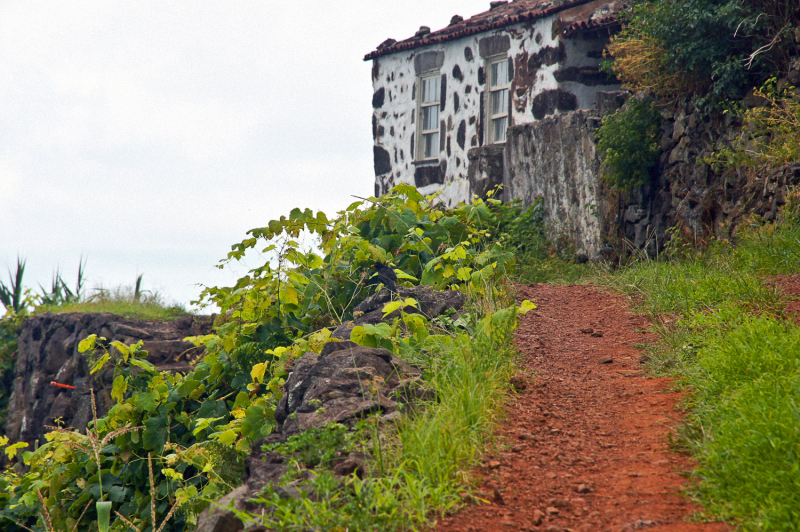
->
xmin=434 ymin=284 xmax=733 ymax=532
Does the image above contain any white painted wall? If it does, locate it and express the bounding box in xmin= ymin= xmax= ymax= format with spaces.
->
xmin=370 ymin=16 xmax=619 ymax=206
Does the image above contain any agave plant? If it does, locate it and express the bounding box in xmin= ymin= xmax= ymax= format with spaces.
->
xmin=38 ymin=257 xmax=87 ymax=307
xmin=0 ymin=257 xmax=26 ymax=314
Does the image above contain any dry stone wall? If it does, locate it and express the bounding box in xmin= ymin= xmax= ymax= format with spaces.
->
xmin=5 ymin=312 xmax=213 ymax=447
xmin=649 ymin=101 xmax=800 ymax=247
xmin=499 ymin=91 xmax=800 ymax=261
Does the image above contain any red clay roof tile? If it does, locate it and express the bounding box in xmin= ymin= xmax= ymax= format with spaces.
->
xmin=365 ymin=0 xmax=623 ymax=61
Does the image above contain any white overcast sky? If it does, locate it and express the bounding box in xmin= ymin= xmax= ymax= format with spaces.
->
xmin=0 ymin=0 xmax=490 ymax=310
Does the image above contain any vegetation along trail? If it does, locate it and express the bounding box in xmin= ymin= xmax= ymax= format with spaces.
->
xmin=436 ymin=283 xmax=732 ymax=532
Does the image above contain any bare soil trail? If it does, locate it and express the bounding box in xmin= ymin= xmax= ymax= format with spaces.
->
xmin=434 ymin=283 xmax=732 ymax=532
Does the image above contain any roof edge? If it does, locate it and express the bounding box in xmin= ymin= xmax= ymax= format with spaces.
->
xmin=364 ymin=0 xmax=598 ymax=61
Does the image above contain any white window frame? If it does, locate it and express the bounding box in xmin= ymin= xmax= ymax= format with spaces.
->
xmin=416 ymin=73 xmax=441 ymax=161
xmin=487 ymin=55 xmax=511 ymax=144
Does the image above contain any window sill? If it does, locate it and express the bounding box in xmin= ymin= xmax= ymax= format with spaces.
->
xmin=412 ymin=158 xmax=440 ymax=166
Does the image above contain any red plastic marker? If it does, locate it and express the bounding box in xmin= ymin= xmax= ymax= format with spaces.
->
xmin=50 ymin=381 xmax=77 ymax=390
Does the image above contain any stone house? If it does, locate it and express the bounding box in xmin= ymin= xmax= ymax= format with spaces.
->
xmin=366 ymin=0 xmax=626 ymax=209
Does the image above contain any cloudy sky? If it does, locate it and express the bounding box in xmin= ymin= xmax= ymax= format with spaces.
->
xmin=0 ymin=0 xmax=490 ymax=310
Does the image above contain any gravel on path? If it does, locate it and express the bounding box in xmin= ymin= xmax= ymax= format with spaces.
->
xmin=434 ymin=283 xmax=733 ymax=532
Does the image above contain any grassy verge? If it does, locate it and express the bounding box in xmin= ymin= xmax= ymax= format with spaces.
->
xmin=240 ymin=284 xmax=522 ymax=531
xmin=39 ymin=286 xmax=188 ymax=321
xmin=594 ymin=197 xmax=800 ymax=530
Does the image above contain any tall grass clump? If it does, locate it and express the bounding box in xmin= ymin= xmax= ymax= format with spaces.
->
xmin=595 ymin=195 xmax=800 ymax=530
xmin=44 ymin=284 xmax=188 ymax=321
xmin=731 ymin=188 xmax=800 ymax=275
xmin=686 ymin=317 xmax=800 ymax=529
xmin=394 ymin=288 xmax=517 ymax=490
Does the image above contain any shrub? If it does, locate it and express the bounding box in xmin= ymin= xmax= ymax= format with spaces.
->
xmin=0 ymin=185 xmax=520 ymax=532
xmin=711 ymin=78 xmax=800 ymax=171
xmin=605 ymin=0 xmax=800 ymax=108
xmin=596 ymin=98 xmax=662 ymax=191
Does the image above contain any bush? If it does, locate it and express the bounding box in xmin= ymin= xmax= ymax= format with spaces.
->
xmin=711 ymin=78 xmax=800 ymax=171
xmin=596 ymin=98 xmax=662 ymax=191
xmin=605 ymin=0 xmax=800 ymax=108
xmin=0 ymin=185 xmax=520 ymax=532
xmin=488 ymin=198 xmax=548 ymax=257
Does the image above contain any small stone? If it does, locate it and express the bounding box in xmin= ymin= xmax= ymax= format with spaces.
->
xmin=518 ymin=432 xmax=537 ymax=441
xmin=599 ymin=356 xmax=613 ymax=364
xmin=492 ymin=488 xmax=506 ymax=505
xmin=545 ymin=525 xmax=562 ymax=532
xmin=511 ymin=445 xmax=525 ymax=452
xmin=590 ymin=331 xmax=603 ymax=338
xmin=532 ymin=509 xmax=545 ymax=525
xmin=489 ymin=460 xmax=502 ymax=469
xmin=576 ymin=484 xmax=591 ymax=493
xmin=546 ymin=506 xmax=560 ymax=515
xmin=639 ymin=354 xmax=651 ymax=364
xmin=580 ymin=328 xmax=593 ymax=334
xmin=549 ymin=497 xmax=571 ymax=508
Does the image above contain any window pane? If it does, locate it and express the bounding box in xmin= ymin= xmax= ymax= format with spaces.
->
xmin=422 ymin=77 xmax=439 ymax=104
xmin=492 ymin=60 xmax=508 ymax=87
xmin=424 ymin=132 xmax=439 ymax=158
xmin=423 ymin=105 xmax=439 ymax=131
xmin=492 ymin=89 xmax=508 ymax=116
xmin=493 ymin=117 xmax=508 ymax=142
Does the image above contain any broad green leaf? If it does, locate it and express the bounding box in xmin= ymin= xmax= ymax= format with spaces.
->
xmin=134 ymin=391 xmax=158 ymax=413
xmin=110 ymin=341 xmax=131 ymax=361
xmin=233 ymin=392 xmax=251 ymax=410
xmin=176 ymin=484 xmax=199 ymax=504
xmin=395 ymin=270 xmax=418 ymax=281
xmin=192 ymin=417 xmax=224 ymax=437
xmin=78 ymin=334 xmax=98 ymax=353
xmin=129 ymin=357 xmax=157 ymax=373
xmin=284 ymin=287 xmax=299 ymax=306
xmin=518 ymin=300 xmax=537 ymax=314
xmin=143 ymin=416 xmax=169 ymax=451
xmin=90 ymin=353 xmax=111 ymax=375
xmin=4 ymin=442 xmax=28 ymax=459
xmin=350 ymin=326 xmax=368 ymax=345
xmin=177 ymin=379 xmax=201 ymax=398
xmin=111 ymin=375 xmax=127 ymax=403
xmin=240 ymin=405 xmax=266 ymax=439
xmin=216 ymin=429 xmax=238 ymax=446
xmin=363 ymin=323 xmax=393 ymax=338
xmin=382 ymin=301 xmax=403 ymax=317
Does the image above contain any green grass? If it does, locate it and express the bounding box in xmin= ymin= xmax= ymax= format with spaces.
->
xmin=594 ymin=206 xmax=800 ymax=531
xmin=39 ymin=286 xmax=188 ymax=321
xmin=513 ymin=253 xmax=595 ymax=284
